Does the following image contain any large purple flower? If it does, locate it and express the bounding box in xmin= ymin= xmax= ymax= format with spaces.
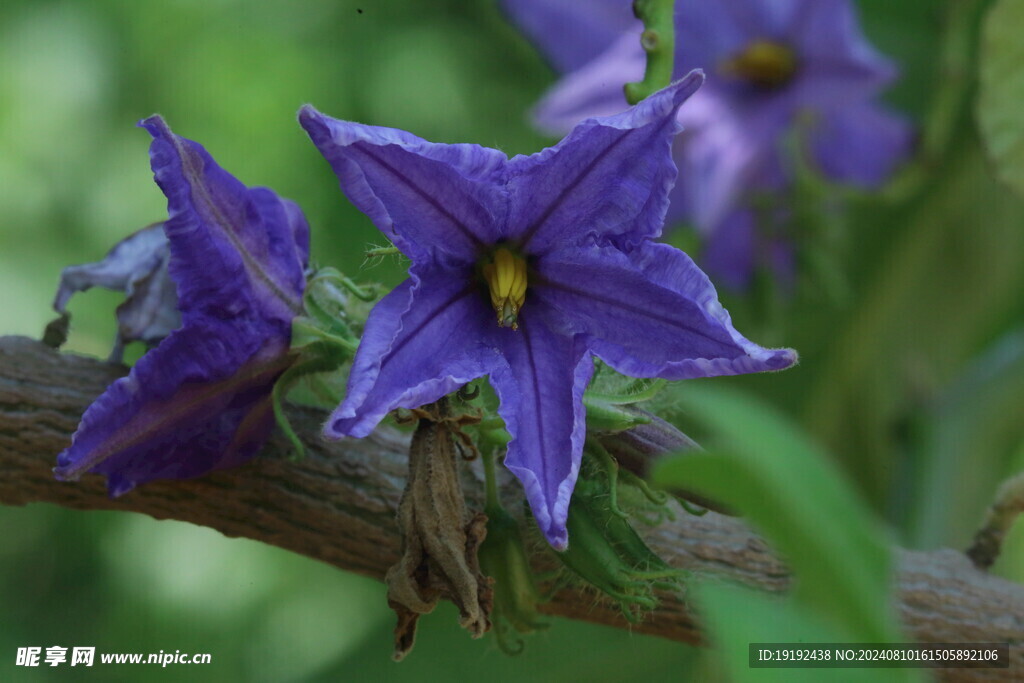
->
xmin=54 ymin=116 xmax=310 ymax=495
xmin=503 ymin=0 xmax=912 ymax=288
xmin=299 ymin=74 xmax=796 ymax=550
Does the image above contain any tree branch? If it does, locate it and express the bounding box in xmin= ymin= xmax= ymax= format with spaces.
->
xmin=1 ymin=335 xmax=1022 ymax=678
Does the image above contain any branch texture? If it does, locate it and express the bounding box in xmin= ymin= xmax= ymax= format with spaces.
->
xmin=1 ymin=335 xmax=1022 ymax=678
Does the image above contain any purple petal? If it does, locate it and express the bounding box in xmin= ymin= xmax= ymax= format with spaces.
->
xmin=53 ymin=222 xmax=180 ymax=357
xmin=489 ymin=313 xmax=592 ymax=550
xmin=141 ymin=116 xmax=308 ymax=325
xmin=552 ymin=240 xmax=796 ymax=378
xmin=810 ymin=104 xmax=913 ymax=187
xmin=54 ymin=315 xmax=291 ymax=494
xmin=299 ymin=105 xmax=508 ymax=263
xmin=499 ymin=0 xmax=637 ymax=74
xmin=535 ymin=242 xmax=742 ymax=361
xmin=509 ymin=72 xmax=704 ymax=253
xmin=327 ymin=262 xmax=500 ymax=438
xmin=532 ymin=31 xmax=643 ymax=135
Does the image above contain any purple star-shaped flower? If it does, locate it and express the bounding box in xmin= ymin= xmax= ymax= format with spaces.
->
xmin=300 ymin=74 xmax=796 ymax=549
xmin=504 ymin=0 xmax=913 ymax=288
xmin=54 ymin=116 xmax=310 ymax=495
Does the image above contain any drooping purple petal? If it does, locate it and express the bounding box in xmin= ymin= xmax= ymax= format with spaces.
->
xmin=489 ymin=312 xmax=592 ymax=550
xmin=54 ymin=315 xmax=290 ymax=494
xmin=299 ymin=105 xmax=508 ymax=263
xmin=53 ymin=222 xmax=180 ymax=360
xmin=810 ymin=104 xmax=913 ymax=187
xmin=509 ymin=72 xmax=704 ymax=253
xmin=499 ymin=0 xmax=637 ymax=74
xmin=328 ymin=262 xmax=501 ymax=438
xmin=141 ymin=116 xmax=308 ymax=325
xmin=56 ymin=117 xmax=310 ymax=494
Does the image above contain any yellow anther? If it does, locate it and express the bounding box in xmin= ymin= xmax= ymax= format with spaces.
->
xmin=482 ymin=248 xmax=527 ymax=330
xmin=718 ymin=40 xmax=797 ymax=90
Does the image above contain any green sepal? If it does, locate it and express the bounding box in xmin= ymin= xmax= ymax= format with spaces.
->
xmin=478 ymin=505 xmax=548 ymax=654
xmin=552 ymin=464 xmax=685 ymax=620
xmin=583 ymin=376 xmax=665 ymax=434
xmin=584 ymin=396 xmax=652 ymax=434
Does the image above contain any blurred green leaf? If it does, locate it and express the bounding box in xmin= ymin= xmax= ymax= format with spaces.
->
xmin=804 ymin=143 xmax=1024 ymax=512
xmin=652 ymin=384 xmax=900 ymax=643
xmin=908 ymin=328 xmax=1024 ymax=549
xmin=978 ymin=0 xmax=1024 ymax=197
xmin=695 ymin=582 xmax=921 ymax=683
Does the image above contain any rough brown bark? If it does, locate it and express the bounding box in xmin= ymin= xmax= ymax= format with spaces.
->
xmin=1 ymin=335 xmax=1022 ymax=679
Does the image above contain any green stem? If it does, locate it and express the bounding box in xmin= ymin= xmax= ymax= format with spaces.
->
xmin=624 ymin=0 xmax=676 ymax=104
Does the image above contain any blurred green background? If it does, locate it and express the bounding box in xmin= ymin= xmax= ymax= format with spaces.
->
xmin=1 ymin=0 xmax=1022 ymax=680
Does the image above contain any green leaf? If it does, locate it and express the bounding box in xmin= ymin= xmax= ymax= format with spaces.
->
xmin=908 ymin=328 xmax=1024 ymax=548
xmin=695 ymin=582 xmax=922 ymax=683
xmin=652 ymin=384 xmax=901 ymax=643
xmin=978 ymin=0 xmax=1024 ymax=197
xmin=803 ymin=143 xmax=1024 ymax=509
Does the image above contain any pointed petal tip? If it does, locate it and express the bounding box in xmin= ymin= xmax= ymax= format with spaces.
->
xmin=324 ymin=410 xmax=376 ymax=441
xmin=322 ymin=420 xmax=346 ymax=440
xmin=546 ymin=526 xmax=569 ymax=552
xmin=297 ymin=104 xmax=320 ymax=126
xmin=668 ymin=69 xmax=705 ymax=105
xmin=53 ymin=445 xmax=87 ymax=482
xmin=768 ymin=347 xmax=799 ymax=371
xmin=137 ymin=114 xmax=171 ymax=139
xmin=52 ymin=463 xmax=76 ymax=483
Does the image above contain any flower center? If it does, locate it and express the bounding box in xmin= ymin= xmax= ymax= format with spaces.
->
xmin=718 ymin=40 xmax=797 ymax=90
xmin=482 ymin=247 xmax=527 ymax=330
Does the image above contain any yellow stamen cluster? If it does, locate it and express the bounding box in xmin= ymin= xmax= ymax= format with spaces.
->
xmin=719 ymin=40 xmax=797 ymax=90
xmin=482 ymin=248 xmax=527 ymax=330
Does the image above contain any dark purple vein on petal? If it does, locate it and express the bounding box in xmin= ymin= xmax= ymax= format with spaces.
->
xmin=350 ymin=143 xmax=485 ymax=251
xmin=168 ymin=135 xmax=304 ymax=316
xmin=382 ymin=283 xmax=480 ymax=365
xmin=537 ymin=277 xmax=740 ymax=357
xmin=519 ymin=126 xmax=639 ymax=249
xmin=60 ymin=354 xmax=292 ymax=478
xmin=519 ymin=319 xmax=551 ymax=498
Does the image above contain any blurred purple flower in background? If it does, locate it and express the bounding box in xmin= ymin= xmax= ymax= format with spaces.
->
xmin=55 ymin=116 xmax=310 ymax=495
xmin=502 ymin=0 xmax=913 ymax=289
xmin=300 ymin=75 xmax=797 ymax=550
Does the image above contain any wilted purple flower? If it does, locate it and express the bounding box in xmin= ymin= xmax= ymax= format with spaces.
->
xmin=503 ymin=0 xmax=912 ymax=288
xmin=55 ymin=116 xmax=310 ymax=495
xmin=299 ymin=74 xmax=797 ymax=550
